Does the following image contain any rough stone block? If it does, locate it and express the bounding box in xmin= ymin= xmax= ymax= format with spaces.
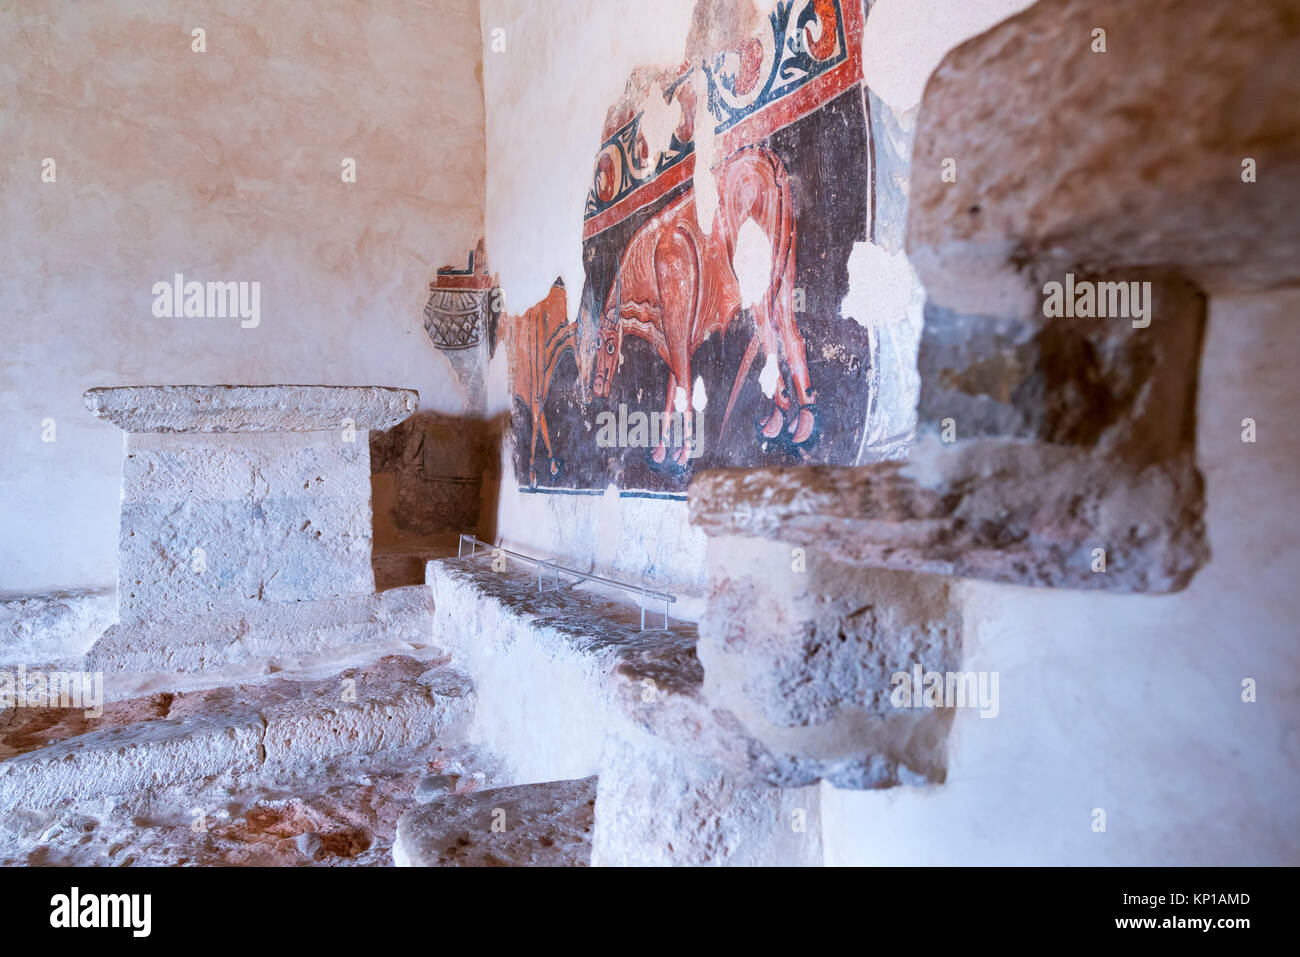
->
xmin=906 ymin=0 xmax=1300 ymax=315
xmin=394 ymin=776 xmax=596 ymax=867
xmin=0 ymin=589 xmax=117 ymax=666
xmin=691 ymin=273 xmax=1210 ymax=593
xmin=0 ymin=712 xmax=266 ymax=814
xmin=690 ymin=536 xmax=957 ymax=788
xmin=592 ymin=716 xmax=821 ymax=867
xmin=428 ymin=556 xmax=929 ymax=790
xmin=0 ymin=655 xmax=472 ymax=814
xmin=917 ymin=276 xmax=1204 ymax=463
xmin=425 ymin=555 xmax=690 ymax=783
xmin=86 ymin=585 xmax=435 ymax=676
xmin=691 ymin=447 xmax=1206 ymax=593
xmin=117 ymin=432 xmax=375 ymax=623
xmin=84 ymin=384 xmax=421 ymax=674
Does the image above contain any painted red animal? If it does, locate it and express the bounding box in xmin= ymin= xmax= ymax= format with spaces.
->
xmin=507 ymin=280 xmax=573 ymax=487
xmin=585 ymin=146 xmax=816 ymax=468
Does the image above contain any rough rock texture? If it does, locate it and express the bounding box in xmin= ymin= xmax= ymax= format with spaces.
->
xmin=86 ymin=385 xmax=431 ymax=674
xmin=592 ymin=716 xmax=821 ymax=867
xmin=907 ymin=0 xmax=1300 ymax=316
xmin=693 ymin=536 xmax=957 ymax=786
xmin=691 ymin=275 xmax=1210 ymax=593
xmin=87 ymin=584 xmax=434 ymax=676
xmin=117 ymin=431 xmax=376 ymax=624
xmin=394 ymin=776 xmax=596 ymax=866
xmin=427 ymin=556 xmax=926 ymax=792
xmin=426 ymin=555 xmax=833 ymax=863
xmin=426 ymin=555 xmax=696 ymax=784
xmin=692 ymin=448 xmax=1205 ymax=593
xmin=0 ymin=655 xmax=473 ymax=814
xmin=0 ymin=741 xmax=496 ymax=867
xmin=915 ymin=279 xmax=1203 ymax=456
xmin=84 ymin=385 xmax=418 ymax=433
xmin=0 ymin=649 xmax=497 ymax=868
xmin=0 ymin=589 xmax=117 ymax=665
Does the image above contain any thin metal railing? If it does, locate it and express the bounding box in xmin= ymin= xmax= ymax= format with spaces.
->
xmin=457 ymin=533 xmax=674 ymax=630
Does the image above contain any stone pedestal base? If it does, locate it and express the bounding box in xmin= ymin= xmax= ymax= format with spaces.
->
xmin=84 ymin=385 xmax=419 ymax=674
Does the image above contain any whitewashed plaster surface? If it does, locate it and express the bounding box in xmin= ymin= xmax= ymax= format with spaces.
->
xmin=1 ymin=0 xmax=486 ymax=591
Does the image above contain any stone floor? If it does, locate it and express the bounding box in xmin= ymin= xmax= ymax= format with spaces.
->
xmin=0 ymin=636 xmax=614 ymax=867
xmin=0 ymin=652 xmax=507 ymax=866
xmin=395 ymin=776 xmax=596 ymax=867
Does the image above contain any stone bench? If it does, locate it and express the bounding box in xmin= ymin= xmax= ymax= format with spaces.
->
xmin=427 ymin=554 xmax=951 ymax=864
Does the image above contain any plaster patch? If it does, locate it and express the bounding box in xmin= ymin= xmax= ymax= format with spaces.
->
xmin=841 ymin=241 xmax=922 ymax=330
xmin=637 ymin=88 xmax=681 ymax=169
xmin=596 ymin=484 xmax=622 ymax=570
xmin=692 ymin=376 xmax=708 ymax=412
xmin=758 ymin=353 xmax=780 ymax=398
xmin=733 ymin=218 xmax=774 ymax=307
xmin=690 ymin=69 xmax=719 ymax=234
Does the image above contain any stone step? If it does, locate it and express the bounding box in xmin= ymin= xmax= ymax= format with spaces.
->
xmin=394 ymin=776 xmax=596 ymax=867
xmin=85 ymin=584 xmax=435 ymax=678
xmin=0 ymin=654 xmax=473 ymax=815
xmin=0 ymin=589 xmax=117 ymax=667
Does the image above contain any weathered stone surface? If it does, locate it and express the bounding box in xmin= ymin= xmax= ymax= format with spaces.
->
xmin=0 ymin=711 xmax=266 ymax=816
xmin=0 ymin=739 xmax=499 ymax=867
xmin=907 ymin=0 xmax=1300 ymax=315
xmin=917 ymin=277 xmax=1204 ymax=462
xmin=428 ymin=556 xmax=928 ymax=789
xmin=0 ymin=589 xmax=117 ymax=665
xmin=690 ymin=536 xmax=957 ymax=786
xmin=394 ymin=776 xmax=596 ymax=866
xmin=426 ymin=555 xmax=695 ymax=784
xmin=691 ymin=445 xmax=1206 ymax=593
xmin=117 ymin=431 xmax=375 ymax=623
xmin=86 ymin=584 xmax=434 ymax=676
xmin=691 ymin=274 xmax=1210 ymax=593
xmin=592 ymin=716 xmax=821 ymax=867
xmin=84 ymin=385 xmax=418 ymax=433
xmin=0 ymin=655 xmax=472 ymax=814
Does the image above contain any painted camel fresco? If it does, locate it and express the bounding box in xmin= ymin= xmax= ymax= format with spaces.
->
xmin=585 ymin=146 xmax=816 ymax=468
xmin=506 ymin=279 xmax=574 ymax=487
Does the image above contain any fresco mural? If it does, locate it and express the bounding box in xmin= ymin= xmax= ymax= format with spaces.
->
xmin=506 ymin=279 xmax=575 ymax=488
xmin=509 ymin=0 xmax=877 ymax=495
xmin=424 ymin=239 xmax=496 ymax=412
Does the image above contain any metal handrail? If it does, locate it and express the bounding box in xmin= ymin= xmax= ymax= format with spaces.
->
xmin=457 ymin=533 xmax=674 ymax=630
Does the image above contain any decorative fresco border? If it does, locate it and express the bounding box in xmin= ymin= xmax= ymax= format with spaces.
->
xmin=582 ymin=0 xmax=863 ymax=241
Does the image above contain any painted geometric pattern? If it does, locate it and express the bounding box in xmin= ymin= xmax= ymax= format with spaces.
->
xmin=583 ymin=0 xmax=849 ymax=226
xmin=423 ymin=289 xmax=486 ymax=350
